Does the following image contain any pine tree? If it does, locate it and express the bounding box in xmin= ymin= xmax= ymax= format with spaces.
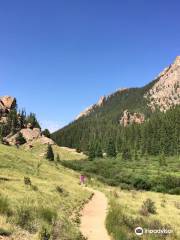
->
xmin=26 ymin=113 xmax=41 ymax=129
xmin=16 ymin=132 xmax=26 ymax=145
xmin=42 ymin=129 xmax=51 ymax=138
xmin=106 ymin=139 xmax=116 ymax=157
xmin=96 ymin=143 xmax=103 ymax=158
xmin=122 ymin=148 xmax=132 ymax=160
xmin=46 ymin=144 xmax=54 ymax=161
xmin=88 ymin=143 xmax=96 ymax=160
xmin=19 ymin=109 xmax=26 ymax=128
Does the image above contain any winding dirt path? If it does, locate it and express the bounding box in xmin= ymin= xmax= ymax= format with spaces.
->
xmin=80 ymin=188 xmax=110 ymax=240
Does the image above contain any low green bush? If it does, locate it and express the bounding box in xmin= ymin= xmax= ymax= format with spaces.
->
xmin=38 ymin=207 xmax=57 ymax=224
xmin=15 ymin=204 xmax=37 ymax=232
xmin=140 ymin=198 xmax=156 ymax=216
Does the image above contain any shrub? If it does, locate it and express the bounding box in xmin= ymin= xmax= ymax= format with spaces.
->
xmin=122 ymin=148 xmax=132 ymax=160
xmin=140 ymin=198 xmax=156 ymax=216
xmin=133 ymin=177 xmax=152 ymax=190
xmin=139 ymin=205 xmax=149 ymax=216
xmin=56 ymin=186 xmax=64 ymax=193
xmin=42 ymin=129 xmax=51 ymax=138
xmin=120 ymin=183 xmax=133 ymax=191
xmin=152 ymin=184 xmax=166 ymax=193
xmin=15 ymin=204 xmax=37 ymax=232
xmin=0 ymin=228 xmax=12 ymax=236
xmin=15 ymin=132 xmax=26 ymax=145
xmin=31 ymin=185 xmax=38 ymax=191
xmin=168 ymin=187 xmax=180 ymax=195
xmin=46 ymin=144 xmax=54 ymax=161
xmin=0 ymin=195 xmax=12 ymax=216
xmin=39 ymin=226 xmax=51 ymax=240
xmin=38 ymin=207 xmax=57 ymax=224
xmin=24 ymin=177 xmax=31 ymax=186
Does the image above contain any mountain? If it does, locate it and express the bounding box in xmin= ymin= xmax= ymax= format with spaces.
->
xmin=52 ymin=56 xmax=180 ymax=155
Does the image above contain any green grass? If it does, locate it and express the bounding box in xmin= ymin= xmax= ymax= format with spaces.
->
xmin=22 ymin=140 xmax=87 ymax=161
xmin=61 ymin=155 xmax=180 ymax=194
xmin=0 ymin=143 xmax=90 ymax=239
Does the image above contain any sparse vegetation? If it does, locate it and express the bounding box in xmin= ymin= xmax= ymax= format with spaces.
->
xmin=0 ymin=144 xmax=90 ymax=239
xmin=140 ymin=198 xmax=157 ymax=216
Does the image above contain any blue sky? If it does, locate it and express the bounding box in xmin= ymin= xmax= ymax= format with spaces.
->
xmin=0 ymin=0 xmax=180 ymax=131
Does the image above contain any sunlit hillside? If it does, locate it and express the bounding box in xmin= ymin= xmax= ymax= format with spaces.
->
xmin=0 ymin=144 xmax=90 ymax=240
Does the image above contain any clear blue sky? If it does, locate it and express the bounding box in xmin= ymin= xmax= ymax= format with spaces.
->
xmin=0 ymin=0 xmax=180 ymax=131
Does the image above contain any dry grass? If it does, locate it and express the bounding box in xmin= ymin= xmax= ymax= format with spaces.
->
xmin=0 ymin=144 xmax=90 ymax=239
xmin=106 ymin=187 xmax=180 ymax=238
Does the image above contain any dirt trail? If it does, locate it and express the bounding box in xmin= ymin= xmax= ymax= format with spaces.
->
xmin=80 ymin=187 xmax=110 ymax=240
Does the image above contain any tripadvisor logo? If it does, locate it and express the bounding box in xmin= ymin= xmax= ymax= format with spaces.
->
xmin=135 ymin=226 xmax=173 ymax=236
xmin=135 ymin=227 xmax=143 ymax=236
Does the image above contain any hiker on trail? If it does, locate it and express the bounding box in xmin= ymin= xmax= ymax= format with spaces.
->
xmin=80 ymin=174 xmax=85 ymax=185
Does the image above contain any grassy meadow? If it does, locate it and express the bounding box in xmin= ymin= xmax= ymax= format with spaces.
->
xmin=0 ymin=143 xmax=90 ymax=240
xmin=61 ymin=155 xmax=180 ymax=194
xmin=23 ymin=141 xmax=87 ymax=161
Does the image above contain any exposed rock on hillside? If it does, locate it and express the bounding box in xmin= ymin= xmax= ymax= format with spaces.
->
xmin=75 ymin=96 xmax=107 ymax=120
xmin=97 ymin=96 xmax=106 ymax=107
xmin=0 ymin=96 xmax=16 ymax=110
xmin=4 ymin=127 xmax=55 ymax=146
xmin=119 ymin=110 xmax=145 ymax=127
xmin=75 ymin=105 xmax=94 ymax=120
xmin=144 ymin=56 xmax=180 ymax=111
xmin=0 ymin=96 xmax=16 ymax=123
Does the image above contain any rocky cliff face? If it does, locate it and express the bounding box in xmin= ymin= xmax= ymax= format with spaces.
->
xmin=144 ymin=56 xmax=180 ymax=111
xmin=119 ymin=110 xmax=145 ymax=127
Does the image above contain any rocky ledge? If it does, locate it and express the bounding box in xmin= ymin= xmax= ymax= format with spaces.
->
xmin=119 ymin=110 xmax=145 ymax=127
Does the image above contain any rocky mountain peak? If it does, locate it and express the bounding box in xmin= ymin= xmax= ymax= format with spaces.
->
xmin=144 ymin=56 xmax=180 ymax=111
xmin=75 ymin=96 xmax=107 ymax=120
xmin=97 ymin=96 xmax=106 ymax=107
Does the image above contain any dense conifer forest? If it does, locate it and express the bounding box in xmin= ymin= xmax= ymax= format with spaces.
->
xmin=52 ymin=76 xmax=179 ymax=157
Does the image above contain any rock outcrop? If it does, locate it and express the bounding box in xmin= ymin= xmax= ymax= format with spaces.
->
xmin=97 ymin=96 xmax=106 ymax=107
xmin=119 ymin=110 xmax=145 ymax=127
xmin=144 ymin=56 xmax=180 ymax=111
xmin=4 ymin=127 xmax=55 ymax=146
xmin=0 ymin=96 xmax=16 ymax=109
xmin=20 ymin=128 xmax=41 ymax=142
xmin=0 ymin=96 xmax=16 ymax=123
xmin=75 ymin=105 xmax=94 ymax=120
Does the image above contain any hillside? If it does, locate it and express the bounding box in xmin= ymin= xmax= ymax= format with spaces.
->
xmin=52 ymin=57 xmax=180 ymax=155
xmin=0 ymin=144 xmax=90 ymax=239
